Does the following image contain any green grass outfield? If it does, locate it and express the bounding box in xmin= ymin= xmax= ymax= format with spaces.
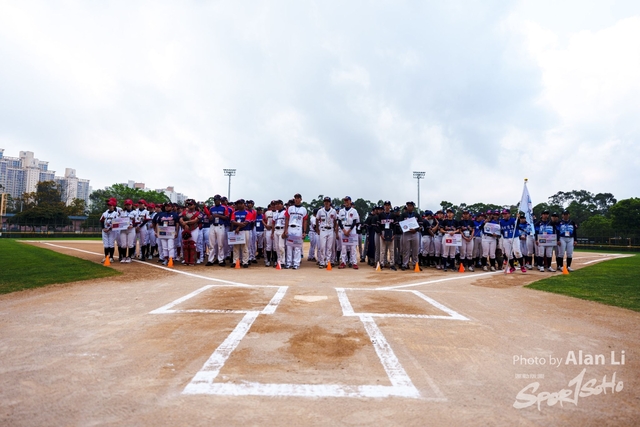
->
xmin=526 ymin=254 xmax=640 ymax=312
xmin=0 ymin=239 xmax=120 ymax=295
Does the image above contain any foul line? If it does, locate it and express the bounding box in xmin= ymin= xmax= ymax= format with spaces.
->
xmin=41 ymin=242 xmax=277 ymax=288
xmin=377 ymin=271 xmax=500 ymax=291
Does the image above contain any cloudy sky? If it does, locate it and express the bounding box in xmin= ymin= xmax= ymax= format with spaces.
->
xmin=1 ymin=0 xmax=639 ymax=209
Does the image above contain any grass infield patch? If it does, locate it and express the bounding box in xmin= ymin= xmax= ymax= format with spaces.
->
xmin=0 ymin=239 xmax=120 ymax=294
xmin=526 ymin=254 xmax=640 ymax=312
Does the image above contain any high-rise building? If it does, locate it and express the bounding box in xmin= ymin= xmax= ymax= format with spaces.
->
xmin=0 ymin=149 xmax=90 ymax=206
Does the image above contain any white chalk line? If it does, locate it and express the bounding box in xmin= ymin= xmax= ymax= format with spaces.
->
xmin=582 ymin=254 xmax=633 ymax=265
xmin=376 ymin=271 xmax=500 ymax=291
xmin=41 ymin=242 xmax=277 ymax=288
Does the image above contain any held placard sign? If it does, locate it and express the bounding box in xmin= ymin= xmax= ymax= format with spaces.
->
xmin=157 ymin=225 xmax=176 ymax=239
xmin=286 ymin=234 xmax=303 ymax=247
xmin=111 ymin=217 xmax=131 ymax=230
xmin=483 ymin=223 xmax=501 ymax=235
xmin=227 ymin=231 xmax=247 ymax=245
xmin=399 ymin=217 xmax=419 ymax=233
xmin=538 ymin=233 xmax=557 ymax=247
xmin=443 ymin=234 xmax=462 ymax=247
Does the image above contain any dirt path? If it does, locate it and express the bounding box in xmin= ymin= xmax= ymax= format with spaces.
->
xmin=0 ymin=241 xmax=638 ymax=426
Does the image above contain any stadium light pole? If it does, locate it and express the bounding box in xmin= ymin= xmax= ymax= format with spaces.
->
xmin=413 ymin=171 xmax=425 ymax=211
xmin=223 ymin=169 xmax=236 ymax=201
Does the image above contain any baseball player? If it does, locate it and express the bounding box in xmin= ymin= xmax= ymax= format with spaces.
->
xmin=399 ymin=201 xmax=421 ymax=271
xmin=179 ymin=199 xmax=202 ymax=265
xmin=420 ymin=210 xmax=438 ymax=268
xmin=197 ymin=202 xmax=212 ymax=265
xmin=118 ymin=199 xmax=137 ymax=263
xmin=439 ymin=208 xmax=459 ymax=271
xmin=255 ymin=207 xmax=265 ymax=260
xmin=271 ymin=200 xmax=287 ymax=268
xmin=315 ymin=196 xmax=337 ymax=269
xmin=472 ymin=212 xmax=485 ymax=269
xmin=481 ymin=210 xmax=500 ymax=271
xmin=206 ymin=195 xmax=230 ymax=267
xmin=154 ymin=203 xmax=180 ymax=265
xmin=146 ymin=203 xmax=158 ymax=259
xmin=221 ymin=197 xmax=233 ymax=261
xmin=246 ymin=200 xmax=258 ymax=264
xmin=262 ymin=202 xmax=275 ymax=267
xmin=377 ymin=201 xmax=398 ymax=270
xmin=534 ymin=210 xmax=556 ymax=272
xmin=337 ymin=196 xmax=360 ymax=269
xmin=556 ymin=210 xmax=578 ymax=272
xmin=134 ymin=199 xmax=151 ymax=261
xmin=458 ymin=209 xmax=476 ymax=271
xmin=499 ymin=209 xmax=525 ymax=274
xmin=229 ymin=199 xmax=252 ymax=268
xmin=283 ymin=193 xmax=308 ymax=270
xmin=517 ymin=214 xmax=535 ymax=270
xmin=307 ymin=208 xmax=318 ymax=262
xmin=99 ymin=198 xmax=119 ymax=263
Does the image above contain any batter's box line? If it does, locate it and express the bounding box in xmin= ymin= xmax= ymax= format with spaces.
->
xmin=336 ymin=288 xmax=469 ymax=321
xmin=149 ymin=285 xmax=288 ymax=315
xmin=182 ymin=310 xmax=430 ymax=400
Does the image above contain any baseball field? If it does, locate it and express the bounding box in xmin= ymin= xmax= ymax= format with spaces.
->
xmin=0 ymin=240 xmax=638 ymax=426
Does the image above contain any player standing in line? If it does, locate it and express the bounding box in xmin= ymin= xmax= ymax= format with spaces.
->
xmin=221 ymin=197 xmax=233 ymax=261
xmin=255 ymin=207 xmax=265 ymax=260
xmin=271 ymin=200 xmax=287 ymax=268
xmin=197 ymin=202 xmax=212 ymax=265
xmin=377 ymin=201 xmax=398 ymax=270
xmin=179 ymin=199 xmax=202 ymax=265
xmin=399 ymin=201 xmax=421 ymax=271
xmin=517 ymin=214 xmax=534 ymax=269
xmin=458 ymin=209 xmax=476 ymax=272
xmin=432 ymin=210 xmax=445 ymax=269
xmin=393 ymin=206 xmax=403 ymax=268
xmin=556 ymin=210 xmax=578 ymax=272
xmin=420 ymin=210 xmax=437 ymax=268
xmin=337 ymin=196 xmax=360 ymax=269
xmin=481 ymin=210 xmax=500 ymax=271
xmin=100 ymin=198 xmax=119 ymax=263
xmin=472 ymin=212 xmax=485 ymax=269
xmin=118 ymin=199 xmax=137 ymax=263
xmin=134 ymin=200 xmax=151 ymax=261
xmin=146 ymin=203 xmax=157 ymax=259
xmin=534 ymin=210 xmax=556 ymax=272
xmin=283 ymin=194 xmax=308 ymax=270
xmin=262 ymin=202 xmax=275 ymax=267
xmin=206 ymin=195 xmax=229 ymax=266
xmin=439 ymin=208 xmax=459 ymax=272
xmin=245 ymin=200 xmax=258 ymax=264
xmin=307 ymin=208 xmax=318 ymax=262
xmin=315 ymin=196 xmax=337 ymax=269
xmin=229 ymin=199 xmax=252 ymax=268
xmin=499 ymin=209 xmax=526 ymax=274
xmin=154 ymin=203 xmax=180 ymax=265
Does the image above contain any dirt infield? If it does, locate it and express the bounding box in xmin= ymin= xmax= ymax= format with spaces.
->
xmin=1 ymin=241 xmax=638 ymax=426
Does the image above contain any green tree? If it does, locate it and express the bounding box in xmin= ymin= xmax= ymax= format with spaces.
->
xmin=609 ymin=198 xmax=640 ymax=230
xmin=579 ymin=215 xmax=613 ymax=236
xmin=8 ymin=181 xmax=70 ymax=228
xmin=89 ymin=184 xmax=170 ymax=215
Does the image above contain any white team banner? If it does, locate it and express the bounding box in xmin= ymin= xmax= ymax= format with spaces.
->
xmin=111 ymin=217 xmax=131 ymax=230
xmin=443 ymin=234 xmax=462 ymax=247
xmin=520 ymin=181 xmax=535 ymax=236
xmin=157 ymin=225 xmax=176 ymax=239
xmin=399 ymin=217 xmax=419 ymax=233
xmin=286 ymin=234 xmax=304 ymax=247
xmin=227 ymin=231 xmax=247 ymax=245
xmin=340 ymin=233 xmax=359 ymax=245
xmin=538 ymin=233 xmax=557 ymax=247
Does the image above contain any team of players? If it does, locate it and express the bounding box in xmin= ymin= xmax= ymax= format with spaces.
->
xmin=100 ymin=195 xmax=578 ymax=273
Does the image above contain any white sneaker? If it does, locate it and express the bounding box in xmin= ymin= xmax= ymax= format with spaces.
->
xmin=147 ymin=255 xmax=152 ymax=260
xmin=567 ymin=267 xmax=574 ymax=272
xmin=196 ymin=260 xmax=203 ymax=265
xmin=539 ymin=266 xmax=544 ymax=272
xmin=482 ymin=266 xmax=488 ymax=271
xmin=490 ymin=266 xmax=496 ymax=271
xmin=468 ymin=266 xmax=475 ymax=272
xmin=101 ymin=257 xmax=106 ymax=263
xmin=120 ymin=258 xmax=125 ymax=263
xmin=547 ymin=267 xmax=556 ymax=272
xmin=125 ymin=257 xmax=132 ymax=263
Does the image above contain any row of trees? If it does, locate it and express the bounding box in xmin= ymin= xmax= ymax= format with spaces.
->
xmin=3 ymin=184 xmax=639 ymax=234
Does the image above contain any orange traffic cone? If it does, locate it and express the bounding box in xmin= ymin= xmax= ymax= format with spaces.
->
xmin=415 ymin=262 xmax=421 ymax=272
xmin=562 ymin=265 xmax=569 ymax=275
xmin=167 ymin=257 xmax=174 ymax=267
xmin=235 ymin=259 xmax=241 ymax=269
xmin=104 ymin=257 xmax=111 ymax=266
xmin=376 ymin=262 xmax=381 ymax=271
xmin=327 ymin=261 xmax=332 ymax=271
xmin=276 ymin=261 xmax=282 ymax=270
xmin=458 ymin=263 xmax=465 ymax=273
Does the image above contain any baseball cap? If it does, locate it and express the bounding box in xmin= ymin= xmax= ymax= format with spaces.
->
xmin=502 ymin=209 xmax=511 ymax=214
xmin=107 ymin=199 xmax=117 ymax=207
xmin=213 ymin=194 xmax=222 ymax=200
xmin=477 ymin=211 xmax=486 ymax=217
xmin=551 ymin=212 xmax=559 ymax=217
xmin=294 ymin=193 xmax=302 ymax=198
xmin=462 ymin=209 xmax=470 ymax=214
xmin=562 ymin=210 xmax=569 ymax=214
xmin=323 ymin=196 xmax=331 ymax=202
xmin=446 ymin=207 xmax=453 ymax=213
xmin=383 ymin=201 xmax=391 ymax=206
xmin=138 ymin=199 xmax=146 ymax=205
xmin=343 ymin=196 xmax=352 ymax=201
xmin=425 ymin=210 xmax=433 ymax=216
xmin=124 ymin=199 xmax=133 ymax=205
xmin=542 ymin=209 xmax=550 ymax=214
xmin=186 ymin=199 xmax=196 ymax=205
xmin=406 ymin=201 xmax=415 ymax=206
xmin=236 ymin=199 xmax=245 ymax=204
xmin=246 ymin=200 xmax=254 ymax=204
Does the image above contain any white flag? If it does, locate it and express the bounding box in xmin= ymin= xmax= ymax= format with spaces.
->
xmin=520 ymin=181 xmax=534 ymax=235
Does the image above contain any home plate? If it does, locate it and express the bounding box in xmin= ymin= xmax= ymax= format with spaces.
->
xmin=294 ymin=295 xmax=328 ymax=302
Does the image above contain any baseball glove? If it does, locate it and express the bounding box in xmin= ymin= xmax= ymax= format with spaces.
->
xmin=182 ymin=231 xmax=192 ymax=240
